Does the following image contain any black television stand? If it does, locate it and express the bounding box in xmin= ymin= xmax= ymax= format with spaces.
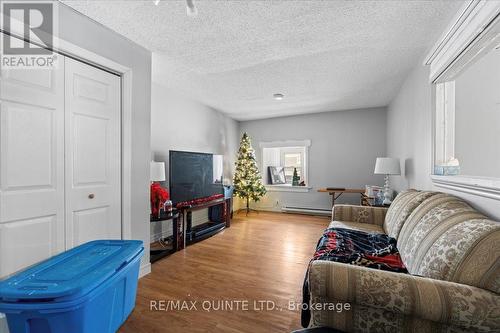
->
xmin=180 ymin=197 xmax=232 ymax=245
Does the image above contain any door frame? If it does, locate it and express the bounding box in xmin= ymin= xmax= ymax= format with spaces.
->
xmin=2 ymin=27 xmax=135 ymax=242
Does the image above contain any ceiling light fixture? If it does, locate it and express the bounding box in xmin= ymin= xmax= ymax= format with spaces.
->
xmin=186 ymin=0 xmax=198 ymax=17
xmin=273 ymin=93 xmax=284 ymax=100
xmin=154 ymin=0 xmax=160 ymax=5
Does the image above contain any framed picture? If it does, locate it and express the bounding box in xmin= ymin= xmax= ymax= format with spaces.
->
xmin=268 ymin=166 xmax=286 ymax=185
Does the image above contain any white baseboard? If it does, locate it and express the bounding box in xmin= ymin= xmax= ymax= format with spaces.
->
xmin=139 ymin=263 xmax=151 ymax=278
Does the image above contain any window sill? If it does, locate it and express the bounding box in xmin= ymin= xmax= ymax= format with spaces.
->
xmin=431 ymin=175 xmax=500 ymax=201
xmin=265 ymin=185 xmax=312 ymax=193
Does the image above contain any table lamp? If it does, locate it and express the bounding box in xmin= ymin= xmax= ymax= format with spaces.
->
xmin=374 ymin=157 xmax=400 ymax=205
xmin=150 ymin=161 xmax=168 ymax=217
xmin=150 ymin=161 xmax=166 ymax=183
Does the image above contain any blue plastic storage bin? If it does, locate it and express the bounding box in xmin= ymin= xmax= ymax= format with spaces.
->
xmin=0 ymin=240 xmax=144 ymax=333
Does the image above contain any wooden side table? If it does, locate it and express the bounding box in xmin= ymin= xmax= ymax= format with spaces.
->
xmin=150 ymin=209 xmax=182 ymax=263
xmin=318 ymin=188 xmax=365 ymax=207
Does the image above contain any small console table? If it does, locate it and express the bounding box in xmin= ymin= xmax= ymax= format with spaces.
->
xmin=149 ymin=209 xmax=183 ymax=263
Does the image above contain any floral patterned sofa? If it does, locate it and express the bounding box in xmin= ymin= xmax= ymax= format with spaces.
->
xmin=307 ymin=190 xmax=500 ymax=332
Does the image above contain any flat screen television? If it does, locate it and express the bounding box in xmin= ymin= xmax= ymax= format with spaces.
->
xmin=169 ymin=150 xmax=224 ymax=205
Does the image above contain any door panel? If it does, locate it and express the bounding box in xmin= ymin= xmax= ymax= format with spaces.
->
xmin=65 ymin=57 xmax=121 ymax=249
xmin=73 ymin=207 xmax=110 ymax=245
xmin=73 ymin=114 xmax=108 ymax=185
xmin=1 ymin=67 xmax=59 ymax=106
xmin=74 ymin=74 xmax=109 ymax=103
xmin=0 ymin=61 xmax=65 ymax=278
xmin=1 ymin=190 xmax=61 ymax=223
xmin=1 ymin=103 xmax=55 ymax=189
xmin=0 ymin=216 xmax=57 ymax=277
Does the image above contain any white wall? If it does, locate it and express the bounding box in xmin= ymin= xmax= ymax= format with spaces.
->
xmin=386 ymin=64 xmax=433 ymax=192
xmin=56 ymin=4 xmax=152 ymax=269
xmin=386 ymin=63 xmax=500 ymax=220
xmin=151 ymin=83 xmax=239 ymax=181
xmin=240 ymin=108 xmax=387 ymax=212
xmin=150 ymin=81 xmax=239 ymax=239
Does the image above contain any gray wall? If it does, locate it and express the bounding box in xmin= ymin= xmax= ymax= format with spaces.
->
xmin=240 ymin=108 xmax=387 ymax=212
xmin=387 ymin=63 xmax=500 ymax=220
xmin=150 ymin=82 xmax=239 ymax=239
xmin=57 ymin=5 xmax=152 ymax=266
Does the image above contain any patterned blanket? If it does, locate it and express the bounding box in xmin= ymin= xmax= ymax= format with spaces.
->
xmin=301 ymin=227 xmax=407 ymax=327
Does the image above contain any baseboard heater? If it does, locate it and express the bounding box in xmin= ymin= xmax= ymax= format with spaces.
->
xmin=281 ymin=206 xmax=331 ymax=216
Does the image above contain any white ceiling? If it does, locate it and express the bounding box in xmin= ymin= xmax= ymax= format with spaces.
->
xmin=62 ymin=0 xmax=464 ymax=120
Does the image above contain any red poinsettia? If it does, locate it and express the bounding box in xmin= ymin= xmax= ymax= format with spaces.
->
xmin=150 ymin=182 xmax=169 ymax=216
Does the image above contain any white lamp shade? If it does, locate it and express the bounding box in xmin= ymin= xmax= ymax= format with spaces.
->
xmin=374 ymin=157 xmax=401 ymax=175
xmin=150 ymin=161 xmax=166 ymax=181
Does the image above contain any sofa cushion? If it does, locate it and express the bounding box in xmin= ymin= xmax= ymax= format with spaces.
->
xmin=328 ymin=221 xmax=385 ymax=234
xmin=332 ymin=205 xmax=387 ymax=226
xmin=397 ymin=193 xmax=500 ymax=293
xmin=383 ymin=189 xmax=439 ymax=239
xmin=418 ymin=218 xmax=500 ymax=294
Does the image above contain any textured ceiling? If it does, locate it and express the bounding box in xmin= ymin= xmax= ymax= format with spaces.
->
xmin=62 ymin=0 xmax=464 ymax=120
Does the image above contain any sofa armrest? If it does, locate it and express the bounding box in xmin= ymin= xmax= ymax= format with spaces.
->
xmin=332 ymin=205 xmax=388 ymax=226
xmin=309 ymin=260 xmax=500 ymax=332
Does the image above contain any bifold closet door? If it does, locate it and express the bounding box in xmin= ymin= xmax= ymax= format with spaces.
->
xmin=0 ymin=57 xmax=66 ymax=277
xmin=64 ymin=57 xmax=121 ymax=249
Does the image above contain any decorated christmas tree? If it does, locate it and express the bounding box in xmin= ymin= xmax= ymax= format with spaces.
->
xmin=233 ymin=132 xmax=267 ymax=214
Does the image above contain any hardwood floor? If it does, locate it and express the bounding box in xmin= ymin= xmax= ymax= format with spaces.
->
xmin=119 ymin=212 xmax=329 ymax=333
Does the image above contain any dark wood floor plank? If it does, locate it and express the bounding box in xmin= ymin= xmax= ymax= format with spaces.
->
xmin=119 ymin=212 xmax=329 ymax=333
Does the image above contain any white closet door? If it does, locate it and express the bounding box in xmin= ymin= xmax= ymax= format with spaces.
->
xmin=65 ymin=58 xmax=121 ymax=248
xmin=0 ymin=58 xmax=65 ymax=277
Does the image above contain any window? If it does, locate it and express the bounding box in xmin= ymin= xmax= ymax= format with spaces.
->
xmin=260 ymin=140 xmax=310 ymax=189
xmin=282 ymin=148 xmax=303 ymax=184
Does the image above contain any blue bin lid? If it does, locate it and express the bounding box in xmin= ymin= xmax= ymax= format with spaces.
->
xmin=0 ymin=240 xmax=143 ymax=303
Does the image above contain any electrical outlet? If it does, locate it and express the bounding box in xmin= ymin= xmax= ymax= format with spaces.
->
xmin=275 ymin=200 xmax=279 ymax=207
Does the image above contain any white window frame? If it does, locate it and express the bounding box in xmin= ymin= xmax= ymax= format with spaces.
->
xmin=259 ymin=140 xmax=311 ymax=192
xmin=425 ymin=0 xmax=500 ymax=201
